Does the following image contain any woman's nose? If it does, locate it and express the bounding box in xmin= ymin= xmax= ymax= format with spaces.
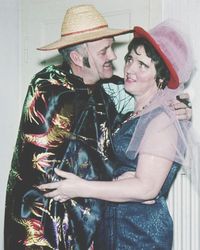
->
xmin=126 ymin=62 xmax=137 ymax=73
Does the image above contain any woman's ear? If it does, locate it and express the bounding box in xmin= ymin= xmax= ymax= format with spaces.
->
xmin=70 ymin=51 xmax=83 ymax=67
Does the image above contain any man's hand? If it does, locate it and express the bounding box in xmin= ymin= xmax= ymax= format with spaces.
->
xmin=172 ymin=93 xmax=192 ymax=120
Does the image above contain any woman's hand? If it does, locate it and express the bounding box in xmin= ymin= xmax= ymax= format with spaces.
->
xmin=37 ymin=168 xmax=85 ymax=202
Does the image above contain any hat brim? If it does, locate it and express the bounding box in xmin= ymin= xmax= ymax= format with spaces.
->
xmin=133 ymin=26 xmax=179 ymax=89
xmin=38 ymin=28 xmax=132 ymax=51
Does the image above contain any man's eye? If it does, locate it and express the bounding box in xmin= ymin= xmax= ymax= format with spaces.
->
xmin=100 ymin=50 xmax=106 ymax=55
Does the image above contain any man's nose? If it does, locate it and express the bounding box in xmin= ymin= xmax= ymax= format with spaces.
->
xmin=108 ymin=49 xmax=117 ymax=61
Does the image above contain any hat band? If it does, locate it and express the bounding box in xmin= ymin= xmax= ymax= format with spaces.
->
xmin=62 ymin=24 xmax=108 ymax=37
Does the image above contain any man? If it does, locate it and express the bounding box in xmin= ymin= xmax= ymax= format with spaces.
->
xmin=4 ymin=4 xmax=191 ymax=250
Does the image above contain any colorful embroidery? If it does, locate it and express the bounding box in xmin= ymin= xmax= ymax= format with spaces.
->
xmin=24 ymin=85 xmax=47 ymax=125
xmin=15 ymin=218 xmax=52 ymax=248
xmin=32 ymin=152 xmax=56 ymax=173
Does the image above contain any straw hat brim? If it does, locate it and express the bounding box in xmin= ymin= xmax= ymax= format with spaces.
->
xmin=38 ymin=28 xmax=132 ymax=51
xmin=133 ymin=26 xmax=179 ymax=89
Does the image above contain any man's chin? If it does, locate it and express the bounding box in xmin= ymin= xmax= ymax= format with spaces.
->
xmin=102 ymin=72 xmax=113 ymax=80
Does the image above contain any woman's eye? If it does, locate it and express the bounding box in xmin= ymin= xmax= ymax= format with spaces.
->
xmin=139 ymin=61 xmax=144 ymax=67
xmin=126 ymin=56 xmax=133 ymax=63
xmin=139 ymin=61 xmax=149 ymax=69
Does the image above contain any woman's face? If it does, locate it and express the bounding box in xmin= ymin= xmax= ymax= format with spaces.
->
xmin=124 ymin=45 xmax=158 ymax=98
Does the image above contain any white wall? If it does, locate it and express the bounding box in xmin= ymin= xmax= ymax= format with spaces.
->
xmin=162 ymin=1 xmax=200 ymax=249
xmin=0 ymin=0 xmax=20 ymax=248
xmin=162 ymin=0 xmax=200 ymax=134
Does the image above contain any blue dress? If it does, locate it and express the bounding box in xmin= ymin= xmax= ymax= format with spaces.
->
xmin=95 ymin=108 xmax=180 ymax=250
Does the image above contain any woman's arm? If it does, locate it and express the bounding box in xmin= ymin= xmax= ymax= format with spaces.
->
xmin=38 ymin=112 xmax=178 ymax=203
xmin=38 ymin=154 xmax=172 ymax=203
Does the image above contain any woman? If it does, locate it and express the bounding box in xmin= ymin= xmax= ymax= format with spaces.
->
xmin=38 ymin=21 xmax=194 ymax=249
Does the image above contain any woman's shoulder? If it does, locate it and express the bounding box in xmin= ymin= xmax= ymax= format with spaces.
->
xmin=144 ymin=108 xmax=178 ymax=141
xmin=148 ymin=108 xmax=172 ymax=126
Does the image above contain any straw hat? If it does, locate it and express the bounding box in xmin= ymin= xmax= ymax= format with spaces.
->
xmin=133 ymin=20 xmax=194 ymax=89
xmin=38 ymin=4 xmax=132 ymax=51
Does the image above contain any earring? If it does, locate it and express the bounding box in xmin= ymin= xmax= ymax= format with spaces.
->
xmin=158 ymin=79 xmax=163 ymax=89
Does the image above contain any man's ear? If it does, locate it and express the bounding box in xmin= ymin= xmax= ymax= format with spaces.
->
xmin=69 ymin=51 xmax=83 ymax=67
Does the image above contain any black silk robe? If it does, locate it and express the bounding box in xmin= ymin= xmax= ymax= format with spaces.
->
xmin=4 ymin=65 xmax=122 ymax=250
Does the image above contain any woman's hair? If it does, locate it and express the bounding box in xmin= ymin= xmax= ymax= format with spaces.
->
xmin=125 ymin=37 xmax=170 ymax=89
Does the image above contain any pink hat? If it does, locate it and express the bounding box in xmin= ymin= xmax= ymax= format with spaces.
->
xmin=133 ymin=20 xmax=194 ymax=89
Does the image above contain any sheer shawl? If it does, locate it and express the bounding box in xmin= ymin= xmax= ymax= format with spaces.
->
xmin=126 ymin=87 xmax=200 ymax=193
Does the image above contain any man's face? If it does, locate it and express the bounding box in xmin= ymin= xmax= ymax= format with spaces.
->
xmin=83 ymin=38 xmax=117 ymax=84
